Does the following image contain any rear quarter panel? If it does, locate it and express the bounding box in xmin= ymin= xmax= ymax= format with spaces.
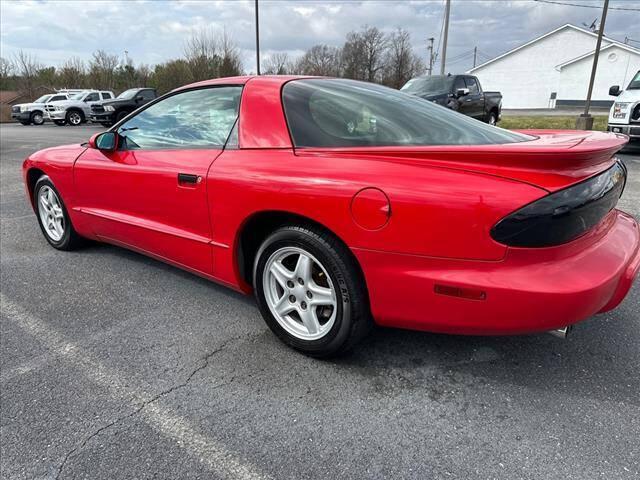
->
xmin=208 ymin=149 xmax=547 ymax=286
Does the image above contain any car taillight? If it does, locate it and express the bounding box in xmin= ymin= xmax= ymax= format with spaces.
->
xmin=491 ymin=160 xmax=627 ymax=248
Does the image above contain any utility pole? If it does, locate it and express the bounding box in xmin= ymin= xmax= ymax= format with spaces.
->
xmin=255 ymin=0 xmax=261 ymax=75
xmin=576 ymin=0 xmax=608 ymax=130
xmin=427 ymin=37 xmax=434 ymax=75
xmin=473 ymin=46 xmax=477 ymax=68
xmin=440 ymin=0 xmax=451 ymax=75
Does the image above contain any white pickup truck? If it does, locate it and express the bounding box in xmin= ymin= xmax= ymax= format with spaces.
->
xmin=44 ymin=90 xmax=115 ymax=126
xmin=607 ymin=70 xmax=639 ymax=141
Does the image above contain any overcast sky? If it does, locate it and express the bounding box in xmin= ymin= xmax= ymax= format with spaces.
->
xmin=1 ymin=0 xmax=639 ymax=74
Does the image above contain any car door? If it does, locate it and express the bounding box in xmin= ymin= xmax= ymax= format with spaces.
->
xmin=82 ymin=92 xmax=102 ymax=116
xmin=463 ymin=77 xmax=484 ymax=119
xmin=73 ymin=86 xmax=243 ymax=275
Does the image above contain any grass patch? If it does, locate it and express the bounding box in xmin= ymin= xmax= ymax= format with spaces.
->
xmin=499 ymin=115 xmax=608 ymax=131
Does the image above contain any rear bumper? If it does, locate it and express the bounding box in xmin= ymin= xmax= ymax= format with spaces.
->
xmin=608 ymin=124 xmax=640 ymax=138
xmin=355 ymin=209 xmax=640 ymax=335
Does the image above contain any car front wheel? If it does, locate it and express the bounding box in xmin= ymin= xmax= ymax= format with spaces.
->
xmin=66 ymin=110 xmax=83 ymax=126
xmin=34 ymin=176 xmax=83 ymax=250
xmin=30 ymin=111 xmax=44 ymax=125
xmin=254 ymin=225 xmax=371 ymax=357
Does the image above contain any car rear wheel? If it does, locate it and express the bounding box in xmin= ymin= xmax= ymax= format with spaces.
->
xmin=66 ymin=110 xmax=83 ymax=126
xmin=34 ymin=176 xmax=83 ymax=250
xmin=487 ymin=112 xmax=497 ymax=126
xmin=254 ymin=225 xmax=371 ymax=357
xmin=30 ymin=111 xmax=44 ymax=125
xmin=54 ymin=120 xmax=66 ymax=126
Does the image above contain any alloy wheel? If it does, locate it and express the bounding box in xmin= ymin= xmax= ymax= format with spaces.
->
xmin=38 ymin=186 xmax=65 ymax=241
xmin=262 ymin=246 xmax=337 ymax=341
xmin=68 ymin=112 xmax=82 ymax=125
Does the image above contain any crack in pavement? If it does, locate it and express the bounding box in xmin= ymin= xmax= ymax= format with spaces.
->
xmin=53 ymin=338 xmax=238 ymax=479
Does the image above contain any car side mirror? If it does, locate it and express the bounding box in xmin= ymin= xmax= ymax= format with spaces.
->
xmin=456 ymin=87 xmax=470 ymax=98
xmin=608 ymin=85 xmax=621 ymax=96
xmin=89 ymin=132 xmax=118 ymax=152
xmin=135 ymin=95 xmax=144 ymax=102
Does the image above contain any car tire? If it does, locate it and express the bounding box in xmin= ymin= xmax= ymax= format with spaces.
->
xmin=33 ymin=176 xmax=84 ymax=251
xmin=254 ymin=225 xmax=372 ymax=357
xmin=487 ymin=111 xmax=498 ymax=126
xmin=54 ymin=120 xmax=66 ymax=126
xmin=30 ymin=111 xmax=45 ymax=125
xmin=66 ymin=110 xmax=84 ymax=126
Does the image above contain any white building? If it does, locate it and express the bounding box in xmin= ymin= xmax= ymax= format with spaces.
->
xmin=467 ymin=24 xmax=640 ymax=109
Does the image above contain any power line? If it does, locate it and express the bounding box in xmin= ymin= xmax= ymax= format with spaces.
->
xmin=533 ymin=0 xmax=640 ymax=12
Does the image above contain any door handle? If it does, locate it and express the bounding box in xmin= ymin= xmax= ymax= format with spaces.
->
xmin=178 ymin=173 xmax=201 ymax=185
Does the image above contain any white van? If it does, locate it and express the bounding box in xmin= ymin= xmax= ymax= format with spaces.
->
xmin=607 ymin=70 xmax=639 ymax=141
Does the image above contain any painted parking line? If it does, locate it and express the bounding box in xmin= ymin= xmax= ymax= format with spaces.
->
xmin=0 ymin=293 xmax=270 ymax=480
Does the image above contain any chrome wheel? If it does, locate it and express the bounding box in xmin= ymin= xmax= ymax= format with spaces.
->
xmin=488 ymin=114 xmax=497 ymax=126
xmin=263 ymin=247 xmax=337 ymax=341
xmin=38 ymin=186 xmax=65 ymax=241
xmin=32 ymin=112 xmax=44 ymax=125
xmin=68 ymin=111 xmax=82 ymax=125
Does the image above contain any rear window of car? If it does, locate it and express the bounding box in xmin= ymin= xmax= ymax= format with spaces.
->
xmin=282 ymin=79 xmax=530 ymax=148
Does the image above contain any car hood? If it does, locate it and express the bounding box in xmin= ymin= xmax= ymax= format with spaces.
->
xmin=101 ymin=99 xmax=132 ymax=108
xmin=616 ymin=88 xmax=640 ymax=102
xmin=14 ymin=102 xmax=45 ymax=109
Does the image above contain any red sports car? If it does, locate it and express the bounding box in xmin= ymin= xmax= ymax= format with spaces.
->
xmin=23 ymin=76 xmax=640 ymax=356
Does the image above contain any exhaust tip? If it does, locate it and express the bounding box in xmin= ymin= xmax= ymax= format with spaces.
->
xmin=548 ymin=325 xmax=573 ymax=339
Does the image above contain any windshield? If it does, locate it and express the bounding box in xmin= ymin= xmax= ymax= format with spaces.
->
xmin=118 ymin=89 xmax=138 ymax=99
xmin=283 ymin=79 xmax=532 ymax=147
xmin=401 ymin=76 xmax=454 ymax=96
xmin=34 ymin=95 xmax=52 ymax=103
xmin=628 ymin=71 xmax=640 ymax=90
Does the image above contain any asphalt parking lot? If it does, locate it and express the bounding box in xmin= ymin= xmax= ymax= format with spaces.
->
xmin=1 ymin=123 xmax=639 ymax=480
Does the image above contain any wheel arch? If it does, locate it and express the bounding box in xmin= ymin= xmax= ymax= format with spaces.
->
xmin=25 ymin=167 xmax=46 ymax=210
xmin=235 ymin=210 xmax=367 ymax=291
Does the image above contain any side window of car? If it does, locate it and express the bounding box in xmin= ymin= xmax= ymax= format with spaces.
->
xmin=84 ymin=92 xmax=100 ymax=102
xmin=464 ymin=77 xmax=479 ymax=95
xmin=141 ymin=90 xmax=155 ymax=101
xmin=51 ymin=95 xmax=66 ymax=102
xmin=453 ymin=77 xmax=466 ymax=92
xmin=117 ymin=86 xmax=242 ymax=150
xmin=102 ymin=92 xmax=113 ymax=100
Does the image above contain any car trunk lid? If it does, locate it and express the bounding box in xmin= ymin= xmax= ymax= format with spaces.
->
xmin=296 ymin=130 xmax=628 ymax=192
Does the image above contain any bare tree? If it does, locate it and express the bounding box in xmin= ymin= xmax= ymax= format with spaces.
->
xmin=0 ymin=57 xmax=15 ymax=90
xmin=13 ymin=50 xmax=42 ymax=97
xmin=88 ymin=50 xmax=119 ymax=89
xmin=184 ymin=26 xmax=220 ymax=81
xmin=136 ymin=64 xmax=152 ymax=87
xmin=58 ymin=57 xmax=86 ymax=89
xmin=360 ymin=26 xmax=387 ymax=82
xmin=296 ymin=45 xmax=342 ymax=76
xmin=382 ymin=28 xmax=425 ymax=89
xmin=341 ymin=31 xmax=366 ymax=80
xmin=263 ymin=52 xmax=291 ymax=75
xmin=218 ymin=29 xmax=243 ymax=77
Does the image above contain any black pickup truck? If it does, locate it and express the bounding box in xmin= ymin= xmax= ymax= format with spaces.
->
xmin=90 ymin=88 xmax=157 ymax=126
xmin=401 ymin=74 xmax=502 ymax=125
